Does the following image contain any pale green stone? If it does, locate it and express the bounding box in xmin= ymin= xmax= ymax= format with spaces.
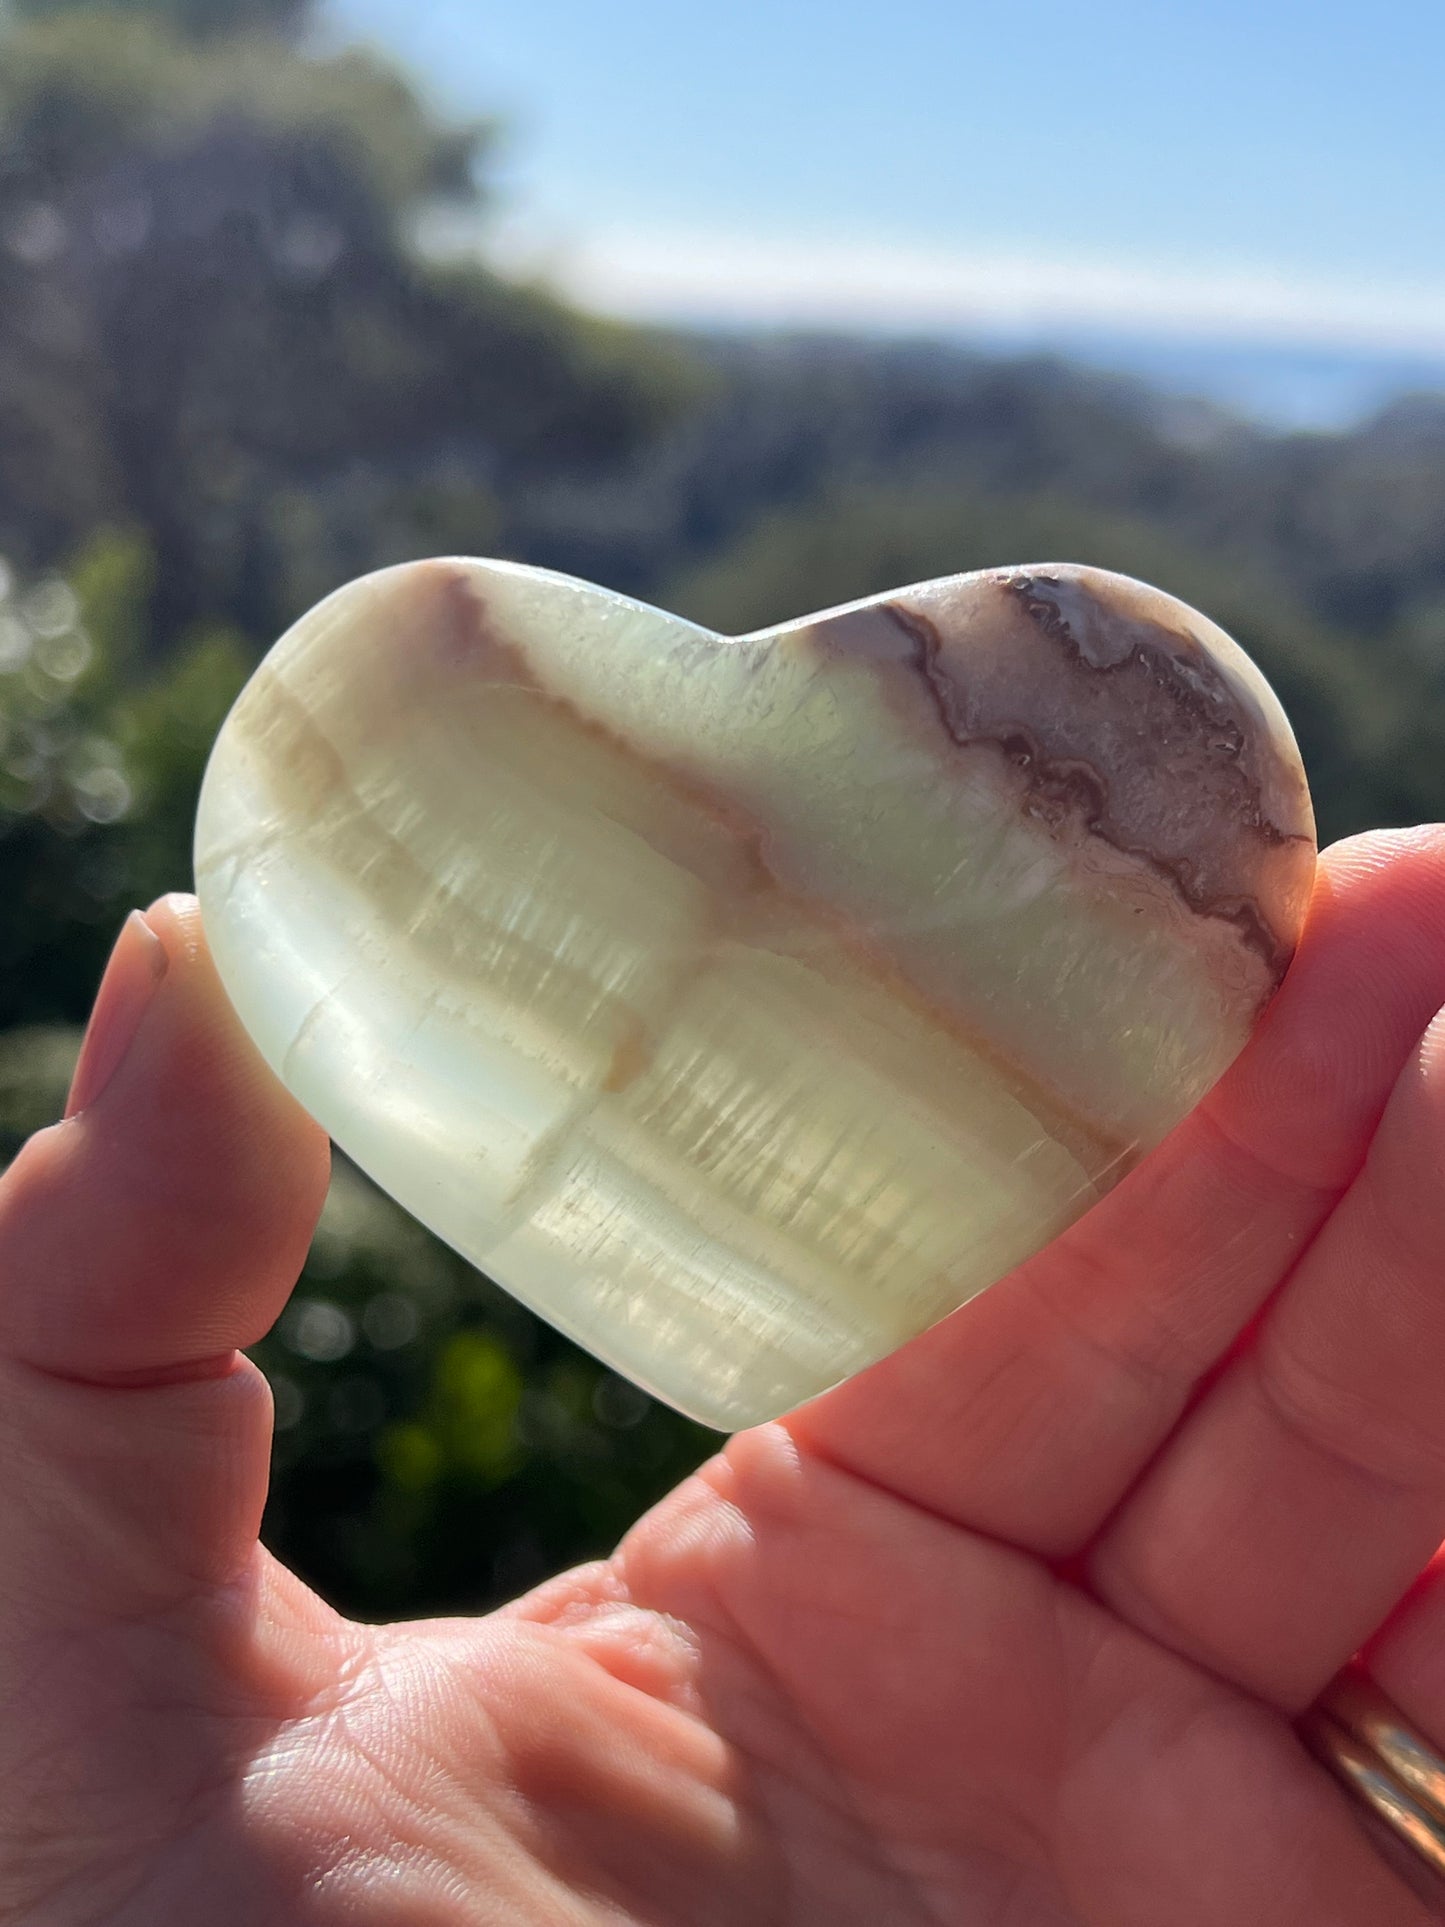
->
xmin=195 ymin=559 xmax=1316 ymax=1429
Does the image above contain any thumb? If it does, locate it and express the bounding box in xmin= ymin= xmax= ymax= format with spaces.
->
xmin=0 ymin=895 xmax=329 ymax=1624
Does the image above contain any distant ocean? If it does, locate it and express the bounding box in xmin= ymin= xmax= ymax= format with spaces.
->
xmin=454 ymin=214 xmax=1445 ymax=436
xmin=959 ymin=330 xmax=1445 ymax=432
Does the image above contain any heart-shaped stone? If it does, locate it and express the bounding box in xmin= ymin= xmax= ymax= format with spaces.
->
xmin=194 ymin=559 xmax=1316 ymax=1430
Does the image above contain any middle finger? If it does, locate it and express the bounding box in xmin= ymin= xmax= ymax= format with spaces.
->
xmin=1088 ymin=993 xmax=1445 ymax=1710
xmin=790 ymin=830 xmax=1445 ymax=1558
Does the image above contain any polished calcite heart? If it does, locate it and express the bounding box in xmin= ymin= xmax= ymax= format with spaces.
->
xmin=194 ymin=560 xmax=1316 ymax=1429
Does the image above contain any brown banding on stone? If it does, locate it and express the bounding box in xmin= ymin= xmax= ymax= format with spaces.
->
xmin=420 ymin=561 xmax=545 ymax=688
xmin=803 ymin=562 xmax=1314 ymax=983
xmin=884 ymin=598 xmax=1289 ymax=978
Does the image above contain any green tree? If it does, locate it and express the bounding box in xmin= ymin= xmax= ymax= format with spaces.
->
xmin=0 ymin=531 xmax=251 ymax=1022
xmin=0 ymin=3 xmax=685 ymax=653
xmin=8 ymin=0 xmax=312 ymax=36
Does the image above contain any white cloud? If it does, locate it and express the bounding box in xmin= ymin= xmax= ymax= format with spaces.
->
xmin=438 ymin=215 xmax=1445 ymax=356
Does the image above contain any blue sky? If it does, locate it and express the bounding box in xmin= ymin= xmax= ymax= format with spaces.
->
xmin=325 ymin=0 xmax=1445 ymax=419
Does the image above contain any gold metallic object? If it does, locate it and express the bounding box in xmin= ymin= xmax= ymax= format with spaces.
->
xmin=1304 ymin=1670 xmax=1445 ymax=1884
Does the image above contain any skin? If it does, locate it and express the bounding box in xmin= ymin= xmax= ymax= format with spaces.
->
xmin=3 ymin=831 xmax=1445 ymax=1925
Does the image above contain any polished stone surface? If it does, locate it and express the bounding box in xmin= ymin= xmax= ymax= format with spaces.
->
xmin=194 ymin=560 xmax=1316 ymax=1429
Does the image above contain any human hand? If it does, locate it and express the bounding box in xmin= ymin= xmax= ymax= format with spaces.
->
xmin=4 ymin=832 xmax=1445 ymax=1925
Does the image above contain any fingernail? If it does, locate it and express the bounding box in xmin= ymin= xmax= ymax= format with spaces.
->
xmin=65 ymin=912 xmax=169 ymax=1118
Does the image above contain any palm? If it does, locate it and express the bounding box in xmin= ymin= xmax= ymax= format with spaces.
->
xmin=5 ymin=836 xmax=1445 ymax=1926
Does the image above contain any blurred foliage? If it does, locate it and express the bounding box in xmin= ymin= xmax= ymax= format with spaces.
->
xmin=0 ymin=3 xmax=688 ymax=650
xmin=9 ymin=0 xmax=312 ymax=36
xmin=0 ymin=0 xmax=1442 ymax=1620
xmin=0 ymin=528 xmax=247 ymax=1020
xmin=0 ymin=5 xmax=484 ymax=207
